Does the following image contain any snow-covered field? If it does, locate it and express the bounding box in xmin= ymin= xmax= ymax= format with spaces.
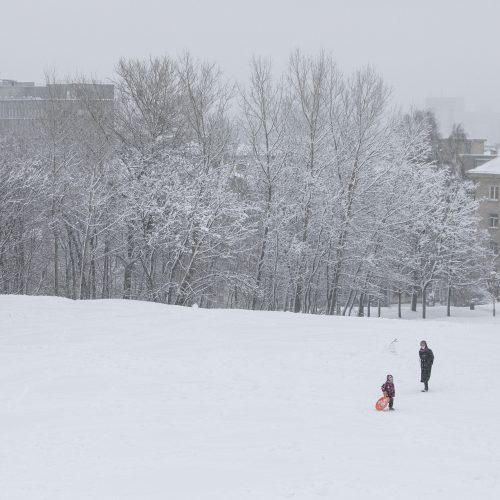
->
xmin=1 ymin=295 xmax=499 ymax=500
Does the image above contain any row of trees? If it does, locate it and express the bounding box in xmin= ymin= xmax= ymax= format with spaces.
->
xmin=0 ymin=52 xmax=496 ymax=317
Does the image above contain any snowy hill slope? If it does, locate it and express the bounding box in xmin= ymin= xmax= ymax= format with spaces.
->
xmin=0 ymin=295 xmax=499 ymax=500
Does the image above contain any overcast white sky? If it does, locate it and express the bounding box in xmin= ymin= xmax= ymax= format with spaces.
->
xmin=1 ymin=0 xmax=499 ymax=118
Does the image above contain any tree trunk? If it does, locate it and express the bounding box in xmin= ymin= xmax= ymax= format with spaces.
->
xmin=348 ymin=292 xmax=358 ymax=316
xmin=422 ymin=286 xmax=427 ymax=319
xmin=123 ymin=226 xmax=134 ymax=299
xmin=447 ymin=285 xmax=452 ymax=317
xmin=102 ymin=238 xmax=110 ymax=299
xmin=357 ymin=293 xmax=364 ymax=317
xmin=79 ymin=175 xmax=95 ymax=300
xmin=328 ymin=286 xmax=339 ymax=315
xmin=67 ymin=233 xmax=77 ymax=299
xmin=53 ymin=229 xmax=59 ymax=296
xmin=252 ymin=188 xmax=271 ymax=310
xmin=89 ymin=233 xmax=97 ymax=299
xmin=293 ymin=282 xmax=302 ymax=313
xmin=398 ymin=291 xmax=402 ymax=319
xmin=342 ymin=290 xmax=353 ymax=316
xmin=411 ymin=289 xmax=418 ymax=311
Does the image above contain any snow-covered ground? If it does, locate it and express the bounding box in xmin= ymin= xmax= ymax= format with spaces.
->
xmin=0 ymin=295 xmax=499 ymax=500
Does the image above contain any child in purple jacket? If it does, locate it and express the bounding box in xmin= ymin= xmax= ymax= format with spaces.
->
xmin=381 ymin=374 xmax=395 ymax=410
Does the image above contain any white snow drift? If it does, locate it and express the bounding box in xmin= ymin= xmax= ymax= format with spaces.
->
xmin=1 ymin=295 xmax=499 ymax=499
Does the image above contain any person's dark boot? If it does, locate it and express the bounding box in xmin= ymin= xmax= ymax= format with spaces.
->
xmin=424 ymin=382 xmax=428 ymax=391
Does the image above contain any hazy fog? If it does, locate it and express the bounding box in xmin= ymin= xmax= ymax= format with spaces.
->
xmin=2 ymin=0 xmax=499 ymax=139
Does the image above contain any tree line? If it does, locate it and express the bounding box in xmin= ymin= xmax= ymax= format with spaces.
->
xmin=0 ymin=52 xmax=495 ymax=317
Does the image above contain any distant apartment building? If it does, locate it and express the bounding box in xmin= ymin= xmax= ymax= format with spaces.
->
xmin=452 ymin=138 xmax=496 ymax=173
xmin=467 ymin=157 xmax=500 ymax=269
xmin=0 ymin=79 xmax=114 ymax=134
xmin=435 ymin=136 xmax=497 ymax=176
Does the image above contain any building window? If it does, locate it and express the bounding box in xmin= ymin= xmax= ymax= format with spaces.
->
xmin=490 ymin=241 xmax=499 ymax=255
xmin=489 ymin=213 xmax=499 ymax=229
xmin=489 ymin=186 xmax=499 ymax=201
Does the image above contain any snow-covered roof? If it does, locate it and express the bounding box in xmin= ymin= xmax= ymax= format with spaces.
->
xmin=467 ymin=156 xmax=500 ymax=176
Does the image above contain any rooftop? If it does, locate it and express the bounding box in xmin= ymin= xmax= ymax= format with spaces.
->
xmin=0 ymin=79 xmax=35 ymax=87
xmin=467 ymin=156 xmax=500 ymax=176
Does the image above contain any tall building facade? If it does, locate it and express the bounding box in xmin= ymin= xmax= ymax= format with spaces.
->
xmin=467 ymin=157 xmax=500 ymax=271
xmin=0 ymin=79 xmax=114 ymax=134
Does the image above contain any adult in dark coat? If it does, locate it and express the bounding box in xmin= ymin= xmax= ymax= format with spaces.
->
xmin=419 ymin=340 xmax=434 ymax=391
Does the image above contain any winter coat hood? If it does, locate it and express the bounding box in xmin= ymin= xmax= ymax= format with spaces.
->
xmin=381 ymin=377 xmax=395 ymax=397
